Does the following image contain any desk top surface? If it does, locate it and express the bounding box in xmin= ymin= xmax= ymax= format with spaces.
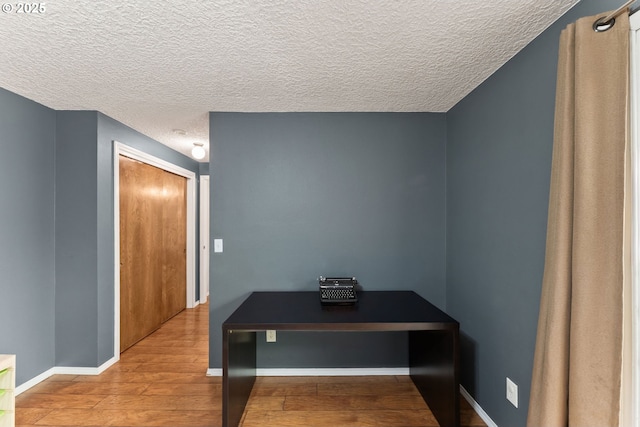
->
xmin=223 ymin=291 xmax=458 ymax=331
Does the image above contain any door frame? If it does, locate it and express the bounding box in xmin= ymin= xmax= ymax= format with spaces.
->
xmin=199 ymin=175 xmax=210 ymax=303
xmin=113 ymin=141 xmax=198 ymax=358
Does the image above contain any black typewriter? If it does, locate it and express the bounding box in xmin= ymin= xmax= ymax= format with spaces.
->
xmin=319 ymin=276 xmax=358 ymax=305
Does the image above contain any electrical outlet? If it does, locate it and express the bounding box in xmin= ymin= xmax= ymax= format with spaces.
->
xmin=506 ymin=377 xmax=518 ymax=408
xmin=266 ymin=330 xmax=276 ymax=342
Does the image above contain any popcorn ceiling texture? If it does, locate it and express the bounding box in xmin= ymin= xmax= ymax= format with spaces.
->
xmin=0 ymin=0 xmax=579 ymax=160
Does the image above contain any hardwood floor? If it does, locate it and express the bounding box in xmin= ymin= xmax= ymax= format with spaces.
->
xmin=15 ymin=302 xmax=486 ymax=427
xmin=242 ymin=376 xmax=486 ymax=427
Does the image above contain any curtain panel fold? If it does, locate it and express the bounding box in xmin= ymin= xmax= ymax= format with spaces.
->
xmin=527 ymin=11 xmax=629 ymax=427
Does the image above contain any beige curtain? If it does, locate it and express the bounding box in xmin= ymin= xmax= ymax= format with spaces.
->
xmin=527 ymin=10 xmax=630 ymax=427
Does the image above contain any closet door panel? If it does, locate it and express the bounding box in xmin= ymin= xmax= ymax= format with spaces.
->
xmin=119 ymin=155 xmax=187 ymax=352
xmin=161 ymin=170 xmax=187 ymax=323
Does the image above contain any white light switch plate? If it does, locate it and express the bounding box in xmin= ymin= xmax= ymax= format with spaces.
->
xmin=214 ymin=239 xmax=223 ymax=253
xmin=506 ymin=377 xmax=518 ymax=408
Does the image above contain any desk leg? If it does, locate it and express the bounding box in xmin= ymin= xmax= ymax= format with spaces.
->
xmin=409 ymin=329 xmax=460 ymax=427
xmin=222 ymin=329 xmax=256 ymax=427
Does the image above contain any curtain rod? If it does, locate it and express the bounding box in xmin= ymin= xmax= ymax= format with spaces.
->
xmin=594 ymin=0 xmax=636 ymax=31
xmin=603 ymin=0 xmax=636 ymax=23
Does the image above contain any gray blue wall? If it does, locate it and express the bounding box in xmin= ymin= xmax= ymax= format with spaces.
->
xmin=55 ymin=111 xmax=100 ymax=367
xmin=445 ymin=0 xmax=622 ymax=425
xmin=209 ymin=112 xmax=447 ymax=368
xmin=0 ymin=89 xmax=56 ymax=385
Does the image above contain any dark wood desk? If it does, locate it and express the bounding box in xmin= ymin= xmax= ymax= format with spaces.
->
xmin=222 ymin=291 xmax=460 ymax=427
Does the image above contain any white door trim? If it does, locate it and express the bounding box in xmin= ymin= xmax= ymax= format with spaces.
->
xmin=199 ymin=175 xmax=210 ymax=303
xmin=113 ymin=141 xmax=198 ymax=359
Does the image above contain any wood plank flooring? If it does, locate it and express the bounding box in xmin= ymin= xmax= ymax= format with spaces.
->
xmin=15 ymin=302 xmax=487 ymax=427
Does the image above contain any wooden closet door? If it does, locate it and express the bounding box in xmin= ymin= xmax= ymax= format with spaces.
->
xmin=119 ymin=155 xmax=187 ymax=352
xmin=160 ymin=168 xmax=187 ymax=323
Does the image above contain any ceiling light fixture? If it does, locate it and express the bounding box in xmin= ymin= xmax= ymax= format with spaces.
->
xmin=192 ymin=142 xmax=206 ymax=160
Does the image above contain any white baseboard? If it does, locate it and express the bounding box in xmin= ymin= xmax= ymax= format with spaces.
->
xmin=256 ymin=367 xmax=410 ymax=376
xmin=15 ymin=356 xmax=119 ymax=395
xmin=15 ymin=367 xmax=57 ymax=395
xmin=53 ymin=356 xmax=118 ymax=376
xmin=206 ymin=367 xmax=410 ymax=377
xmin=460 ymin=385 xmax=498 ymax=427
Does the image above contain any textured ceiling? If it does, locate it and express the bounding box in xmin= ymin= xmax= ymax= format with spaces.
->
xmin=0 ymin=0 xmax=580 ymax=162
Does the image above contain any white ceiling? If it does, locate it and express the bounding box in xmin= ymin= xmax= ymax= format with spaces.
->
xmin=0 ymin=0 xmax=580 ymax=162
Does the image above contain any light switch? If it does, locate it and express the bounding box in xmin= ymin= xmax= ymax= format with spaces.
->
xmin=506 ymin=377 xmax=518 ymax=408
xmin=214 ymin=239 xmax=223 ymax=253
